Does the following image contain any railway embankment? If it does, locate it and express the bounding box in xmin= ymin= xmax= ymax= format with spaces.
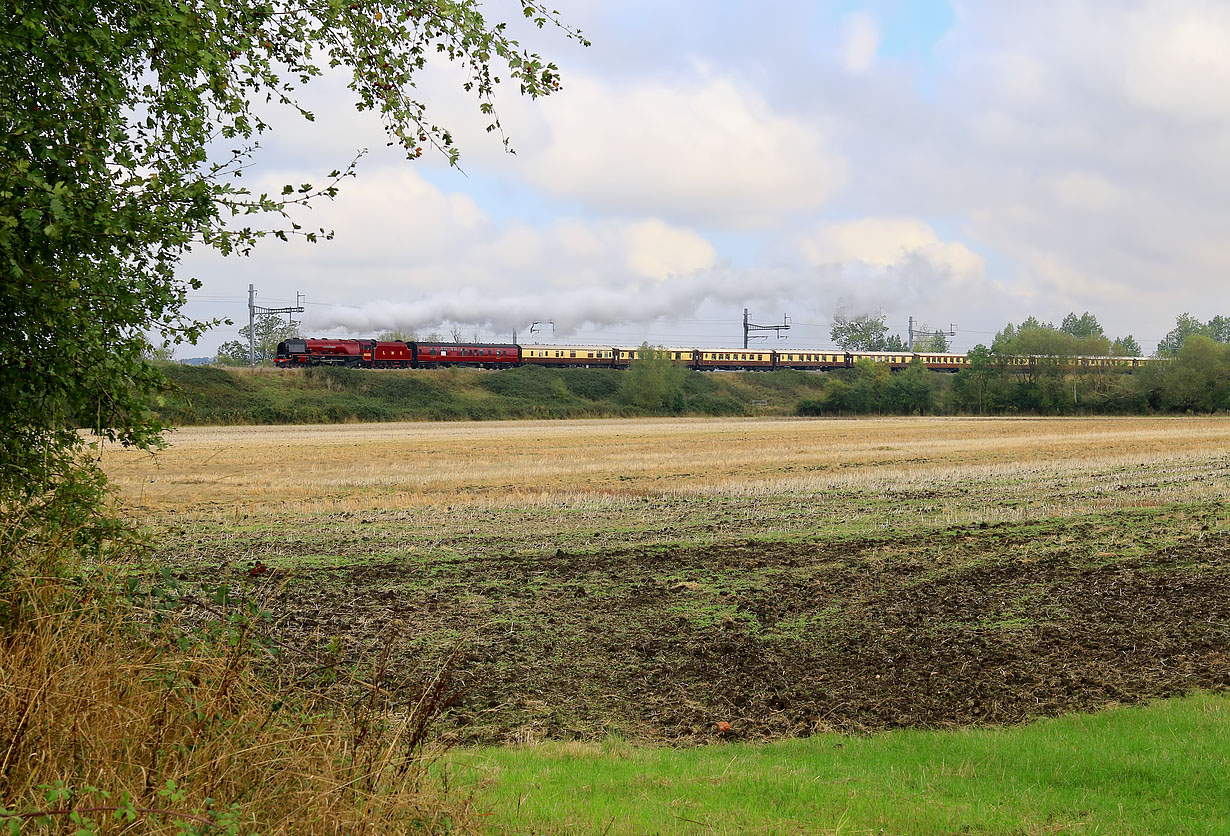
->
xmin=155 ymin=363 xmax=828 ymax=424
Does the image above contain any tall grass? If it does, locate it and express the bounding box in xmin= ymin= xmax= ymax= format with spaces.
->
xmin=0 ymin=510 xmax=473 ymax=835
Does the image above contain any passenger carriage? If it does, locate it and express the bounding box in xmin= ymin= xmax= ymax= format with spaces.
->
xmin=413 ymin=342 xmax=519 ymax=368
xmin=695 ymin=349 xmax=773 ymax=371
xmin=773 ymin=351 xmax=847 ymax=371
xmin=521 ymin=345 xmax=617 ymax=367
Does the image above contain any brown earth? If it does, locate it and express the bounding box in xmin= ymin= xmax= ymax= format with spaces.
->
xmin=195 ymin=523 xmax=1230 ymax=745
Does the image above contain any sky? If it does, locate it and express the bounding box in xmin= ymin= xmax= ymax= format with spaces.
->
xmin=180 ymin=0 xmax=1230 ymax=357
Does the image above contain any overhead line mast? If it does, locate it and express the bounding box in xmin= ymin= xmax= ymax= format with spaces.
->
xmin=743 ymin=308 xmax=791 ymax=349
xmin=908 ymin=316 xmax=957 ymax=351
xmin=248 ymin=284 xmax=305 ymax=366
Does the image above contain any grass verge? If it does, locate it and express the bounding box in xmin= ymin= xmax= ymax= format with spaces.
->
xmin=461 ymin=692 xmax=1230 ymax=835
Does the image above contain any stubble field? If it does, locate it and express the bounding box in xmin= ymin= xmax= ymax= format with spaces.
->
xmin=102 ymin=416 xmax=1230 ymax=748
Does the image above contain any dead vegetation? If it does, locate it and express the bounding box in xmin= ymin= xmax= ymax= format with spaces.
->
xmin=102 ymin=416 xmax=1230 ymax=514
xmin=0 ymin=520 xmax=476 ymax=834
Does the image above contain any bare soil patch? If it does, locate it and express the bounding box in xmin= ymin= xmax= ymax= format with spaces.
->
xmin=210 ymin=521 xmax=1230 ymax=745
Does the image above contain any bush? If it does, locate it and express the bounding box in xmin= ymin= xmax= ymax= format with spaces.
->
xmin=557 ymin=368 xmax=623 ymax=401
xmin=687 ymin=393 xmax=746 ymax=415
xmin=481 ymin=365 xmax=572 ymax=402
xmin=796 ymin=398 xmax=826 ymax=417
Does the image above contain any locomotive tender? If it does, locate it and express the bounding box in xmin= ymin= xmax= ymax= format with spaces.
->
xmin=275 ymin=338 xmax=1147 ymax=373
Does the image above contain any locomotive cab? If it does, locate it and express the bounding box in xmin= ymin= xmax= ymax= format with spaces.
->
xmin=275 ymin=339 xmax=308 ymax=365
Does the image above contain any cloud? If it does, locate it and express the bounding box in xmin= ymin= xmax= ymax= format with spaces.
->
xmin=875 ymin=0 xmax=1230 ymax=338
xmin=840 ymin=13 xmax=880 ymax=74
xmin=484 ymin=68 xmax=848 ymax=227
xmin=801 ymin=218 xmax=984 ymax=290
xmin=186 ymin=164 xmax=722 ymax=331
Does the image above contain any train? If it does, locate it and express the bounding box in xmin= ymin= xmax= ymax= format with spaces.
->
xmin=274 ymin=338 xmax=1149 ymax=373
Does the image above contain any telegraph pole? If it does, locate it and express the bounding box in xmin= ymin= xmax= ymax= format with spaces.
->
xmin=743 ymin=308 xmax=791 ymax=348
xmin=247 ymin=284 xmax=305 ymax=365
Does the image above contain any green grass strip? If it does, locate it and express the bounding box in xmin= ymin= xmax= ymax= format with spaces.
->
xmin=457 ymin=692 xmax=1230 ymax=835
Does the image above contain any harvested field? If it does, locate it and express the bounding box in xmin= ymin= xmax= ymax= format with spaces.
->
xmin=102 ymin=416 xmax=1230 ymax=744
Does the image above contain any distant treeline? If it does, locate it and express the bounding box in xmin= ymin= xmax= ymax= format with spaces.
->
xmin=798 ymin=312 xmax=1230 ymax=416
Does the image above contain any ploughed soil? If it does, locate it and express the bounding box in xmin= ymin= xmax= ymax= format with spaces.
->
xmin=224 ymin=524 xmax=1230 ymax=744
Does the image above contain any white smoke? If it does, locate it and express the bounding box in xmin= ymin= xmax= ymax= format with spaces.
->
xmin=306 ymin=237 xmax=986 ymax=339
xmin=308 ymin=264 xmax=831 ymax=337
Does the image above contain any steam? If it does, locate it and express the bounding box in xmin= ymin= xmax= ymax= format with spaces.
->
xmin=307 ymin=258 xmax=954 ymax=338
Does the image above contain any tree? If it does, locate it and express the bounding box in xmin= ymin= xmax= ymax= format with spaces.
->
xmin=846 ymin=358 xmax=889 ymax=413
xmin=1158 ymin=313 xmax=1208 ymax=356
xmin=1208 ymin=315 xmax=1230 ymax=344
xmin=1161 ymin=335 xmax=1230 ymax=412
xmin=885 ymin=357 xmax=934 ymax=414
xmin=620 ymin=343 xmax=688 ymax=412
xmin=831 ymin=311 xmax=890 ymax=351
xmin=1157 ymin=313 xmax=1230 ymax=355
xmin=216 ymin=315 xmax=300 ymax=365
xmin=1060 ymin=311 xmax=1104 ymax=340
xmin=914 ymin=328 xmax=950 ymax=352
xmin=1111 ymin=335 xmax=1143 ymax=357
xmin=953 ymin=344 xmax=997 ymax=414
xmin=993 ymin=317 xmax=1110 ymax=359
xmin=143 ymin=341 xmax=176 ymax=363
xmin=1 ymin=0 xmax=584 ymax=512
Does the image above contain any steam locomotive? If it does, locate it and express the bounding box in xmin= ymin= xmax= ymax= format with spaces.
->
xmin=275 ymin=338 xmax=1147 ymax=373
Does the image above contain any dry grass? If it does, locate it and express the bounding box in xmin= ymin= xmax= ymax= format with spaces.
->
xmin=0 ymin=521 xmax=474 ymax=834
xmin=92 ymin=415 xmax=1230 ymax=588
xmin=101 ymin=415 xmax=1230 ymax=515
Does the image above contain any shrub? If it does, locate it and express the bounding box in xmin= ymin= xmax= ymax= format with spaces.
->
xmin=481 ymin=365 xmax=573 ymax=402
xmin=796 ymin=398 xmax=826 ymax=416
xmin=557 ymin=368 xmax=623 ymax=401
